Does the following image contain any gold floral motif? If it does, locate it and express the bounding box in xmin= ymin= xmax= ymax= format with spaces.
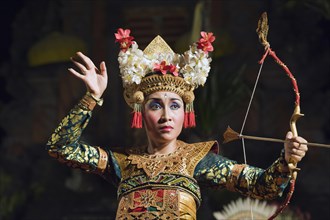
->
xmin=118 ymin=140 xmax=217 ymax=179
xmin=127 ymin=141 xmax=187 ymax=178
xmin=133 ymin=190 xmax=160 ymax=208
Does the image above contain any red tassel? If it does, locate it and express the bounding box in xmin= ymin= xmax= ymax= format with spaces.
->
xmin=184 ymin=112 xmax=189 ymax=128
xmin=131 ymin=111 xmax=142 ymax=128
xmin=131 ymin=103 xmax=142 ymax=128
xmin=184 ymin=102 xmax=196 ymax=128
xmin=188 ymin=111 xmax=196 ymax=127
xmin=184 ymin=111 xmax=196 ymax=128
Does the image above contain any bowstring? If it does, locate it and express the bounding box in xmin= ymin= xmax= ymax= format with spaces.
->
xmin=239 ymin=58 xmax=266 ymax=220
xmin=240 ymin=60 xmax=265 ymax=140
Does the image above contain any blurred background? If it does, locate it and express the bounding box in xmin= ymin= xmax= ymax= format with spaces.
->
xmin=0 ymin=0 xmax=329 ymax=219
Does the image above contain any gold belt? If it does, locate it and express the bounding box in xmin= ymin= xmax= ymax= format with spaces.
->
xmin=116 ymin=189 xmax=197 ymax=220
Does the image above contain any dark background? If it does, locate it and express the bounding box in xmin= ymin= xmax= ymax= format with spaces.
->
xmin=0 ymin=0 xmax=329 ymax=219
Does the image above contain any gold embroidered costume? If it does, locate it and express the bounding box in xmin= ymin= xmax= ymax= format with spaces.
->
xmin=47 ymin=105 xmax=291 ymax=219
xmin=113 ymin=140 xmax=217 ymax=219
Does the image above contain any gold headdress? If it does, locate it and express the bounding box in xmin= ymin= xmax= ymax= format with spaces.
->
xmin=115 ymin=28 xmax=215 ymax=128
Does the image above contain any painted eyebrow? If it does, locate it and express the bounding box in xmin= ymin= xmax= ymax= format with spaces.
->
xmin=146 ymin=97 xmax=183 ymax=103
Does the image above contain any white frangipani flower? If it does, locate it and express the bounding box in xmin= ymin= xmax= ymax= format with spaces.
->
xmin=117 ymin=38 xmax=213 ymax=87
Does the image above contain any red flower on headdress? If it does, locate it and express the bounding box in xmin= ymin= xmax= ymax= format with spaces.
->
xmin=154 ymin=61 xmax=179 ymax=76
xmin=115 ymin=28 xmax=134 ymax=52
xmin=154 ymin=61 xmax=168 ymax=75
xmin=197 ymin=31 xmax=216 ymax=53
xmin=167 ymin=64 xmax=179 ymax=76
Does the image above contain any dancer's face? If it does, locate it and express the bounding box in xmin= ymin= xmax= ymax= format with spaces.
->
xmin=143 ymin=91 xmax=184 ymax=143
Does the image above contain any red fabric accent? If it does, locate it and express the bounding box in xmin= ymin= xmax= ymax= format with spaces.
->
xmin=189 ymin=112 xmax=196 ymax=127
xmin=184 ymin=111 xmax=196 ymax=128
xmin=131 ymin=111 xmax=142 ymax=128
xmin=184 ymin=112 xmax=189 ymax=128
xmin=132 ymin=207 xmax=146 ymax=212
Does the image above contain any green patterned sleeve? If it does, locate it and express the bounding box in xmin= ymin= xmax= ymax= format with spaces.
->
xmin=46 ymin=105 xmax=102 ymax=173
xmin=194 ymin=150 xmax=291 ymax=200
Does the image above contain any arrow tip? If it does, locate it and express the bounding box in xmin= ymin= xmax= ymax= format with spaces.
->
xmin=223 ymin=126 xmax=240 ymax=144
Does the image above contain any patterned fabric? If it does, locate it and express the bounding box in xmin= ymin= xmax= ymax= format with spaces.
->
xmin=116 ymin=189 xmax=180 ymax=219
xmin=47 ymin=105 xmax=101 ymax=173
xmin=194 ymin=151 xmax=291 ymax=200
xmin=47 ymin=103 xmax=292 ymax=219
xmin=117 ymin=173 xmax=201 ymax=207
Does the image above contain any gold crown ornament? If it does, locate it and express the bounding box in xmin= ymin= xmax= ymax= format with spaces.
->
xmin=115 ymin=28 xmax=215 ymax=128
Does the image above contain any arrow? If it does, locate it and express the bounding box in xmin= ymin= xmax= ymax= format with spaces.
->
xmin=223 ymin=126 xmax=330 ymax=149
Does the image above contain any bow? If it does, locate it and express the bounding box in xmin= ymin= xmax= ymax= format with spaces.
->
xmin=256 ymin=12 xmax=302 ymax=220
xmin=224 ymin=12 xmax=302 ymax=220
